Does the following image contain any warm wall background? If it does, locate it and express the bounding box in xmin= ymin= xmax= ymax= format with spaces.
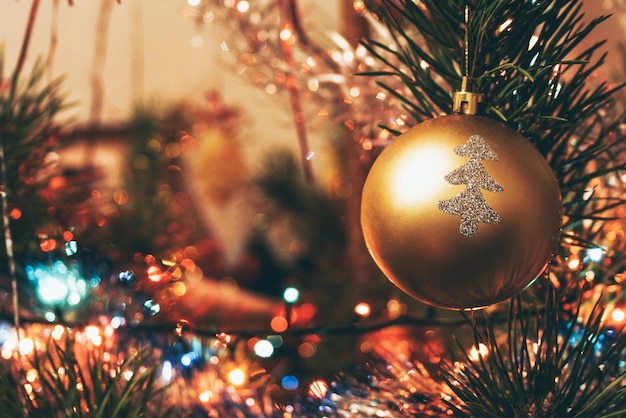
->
xmin=0 ymin=1 xmax=621 ymax=126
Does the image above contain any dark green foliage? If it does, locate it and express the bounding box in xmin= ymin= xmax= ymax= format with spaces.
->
xmin=0 ymin=335 xmax=174 ymax=418
xmin=75 ymin=103 xmax=217 ymax=273
xmin=0 ymin=52 xmax=72 ymax=261
xmin=442 ymin=288 xmax=626 ymax=417
xmin=255 ymin=149 xmax=347 ymax=264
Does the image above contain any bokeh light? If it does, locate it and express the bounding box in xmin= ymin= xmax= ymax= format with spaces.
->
xmin=253 ymin=339 xmax=274 ymax=358
xmin=228 ymin=368 xmax=246 ymax=386
xmin=283 ymin=286 xmax=300 ymax=304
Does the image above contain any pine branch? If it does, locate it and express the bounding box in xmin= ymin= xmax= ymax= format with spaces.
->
xmin=441 ymin=285 xmax=626 ymax=417
xmin=2 ymin=334 xmax=174 ymax=418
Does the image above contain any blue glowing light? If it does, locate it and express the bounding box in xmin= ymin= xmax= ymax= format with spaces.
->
xmin=118 ymin=270 xmax=136 ymax=286
xmin=181 ymin=352 xmax=198 ymax=367
xmin=143 ymin=300 xmax=161 ymax=316
xmin=25 ymin=258 xmax=88 ymax=307
xmin=281 ymin=375 xmax=299 ymax=390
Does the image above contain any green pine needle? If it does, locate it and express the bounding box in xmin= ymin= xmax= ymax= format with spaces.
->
xmin=441 ymin=286 xmax=626 ymax=417
xmin=0 ymin=334 xmax=173 ymax=418
xmin=0 ymin=50 xmax=74 ymax=267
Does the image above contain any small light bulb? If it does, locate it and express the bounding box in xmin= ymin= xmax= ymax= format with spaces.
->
xmin=283 ymin=287 xmax=300 ymax=304
xmin=228 ymin=369 xmax=246 ymax=386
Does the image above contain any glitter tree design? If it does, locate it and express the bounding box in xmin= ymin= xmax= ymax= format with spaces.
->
xmin=438 ymin=135 xmax=503 ymax=236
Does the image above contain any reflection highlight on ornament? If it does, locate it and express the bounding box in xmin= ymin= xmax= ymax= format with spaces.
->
xmin=390 ymin=145 xmax=452 ymax=206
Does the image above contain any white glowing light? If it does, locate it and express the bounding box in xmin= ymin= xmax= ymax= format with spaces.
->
xmin=68 ymin=292 xmax=81 ymax=305
xmin=612 ymin=308 xmax=626 ymax=323
xmin=187 ymin=0 xmax=201 ymax=5
xmin=191 ymin=35 xmax=203 ymax=48
xmin=51 ymin=325 xmax=65 ymax=341
xmin=84 ymin=326 xmax=100 ymax=340
xmin=265 ymin=84 xmax=277 ymax=94
xmin=530 ymin=52 xmax=540 ymax=66
xmin=283 ymin=287 xmax=300 ymax=304
xmin=354 ymin=302 xmax=371 ymax=317
xmin=161 ymin=360 xmax=173 ymax=382
xmin=356 ymin=44 xmax=367 ymax=58
xmin=111 ymin=316 xmax=125 ymax=329
xmin=84 ymin=326 xmax=102 ymax=346
xmin=469 ymin=343 xmax=489 ymax=361
xmin=349 ymin=86 xmax=361 ymax=98
xmin=104 ymin=325 xmax=114 ymax=338
xmin=279 ymin=28 xmax=293 ymax=41
xmin=199 ymin=390 xmax=213 ymax=403
xmin=328 ymin=32 xmax=352 ymax=52
xmin=498 ymin=18 xmax=513 ymax=33
xmin=236 ymin=1 xmax=250 ymax=13
xmin=254 ymin=339 xmax=274 ymax=358
xmin=308 ymin=78 xmax=320 ymax=92
xmin=38 ymin=276 xmax=69 ymax=304
xmin=19 ymin=338 xmax=35 ymax=355
xmin=228 ymin=369 xmax=246 ymax=386
xmin=586 ymin=247 xmax=604 ymax=262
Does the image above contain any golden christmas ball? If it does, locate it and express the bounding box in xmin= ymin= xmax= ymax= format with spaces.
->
xmin=361 ymin=114 xmax=562 ymax=310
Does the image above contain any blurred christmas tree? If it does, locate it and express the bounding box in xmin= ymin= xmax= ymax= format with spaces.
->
xmin=1 ymin=0 xmax=626 ymax=416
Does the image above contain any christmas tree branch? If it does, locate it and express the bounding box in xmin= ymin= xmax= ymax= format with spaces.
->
xmin=442 ymin=287 xmax=626 ymax=416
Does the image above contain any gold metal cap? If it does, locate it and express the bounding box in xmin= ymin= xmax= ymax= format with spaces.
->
xmin=452 ymin=76 xmax=483 ymax=115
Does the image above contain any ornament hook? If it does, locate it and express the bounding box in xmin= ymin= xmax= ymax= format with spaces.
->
xmin=452 ymin=5 xmax=483 ymax=115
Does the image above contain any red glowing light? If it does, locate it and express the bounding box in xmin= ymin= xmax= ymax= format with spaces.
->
xmin=9 ymin=208 xmax=21 ymax=220
xmin=298 ymin=342 xmax=316 ymax=358
xmin=39 ymin=238 xmax=57 ymax=252
xmin=271 ymin=316 xmax=289 ymax=332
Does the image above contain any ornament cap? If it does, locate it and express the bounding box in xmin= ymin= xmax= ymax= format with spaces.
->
xmin=452 ymin=76 xmax=483 ymax=115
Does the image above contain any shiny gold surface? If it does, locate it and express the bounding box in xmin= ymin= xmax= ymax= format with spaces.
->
xmin=361 ymin=115 xmax=562 ymax=310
